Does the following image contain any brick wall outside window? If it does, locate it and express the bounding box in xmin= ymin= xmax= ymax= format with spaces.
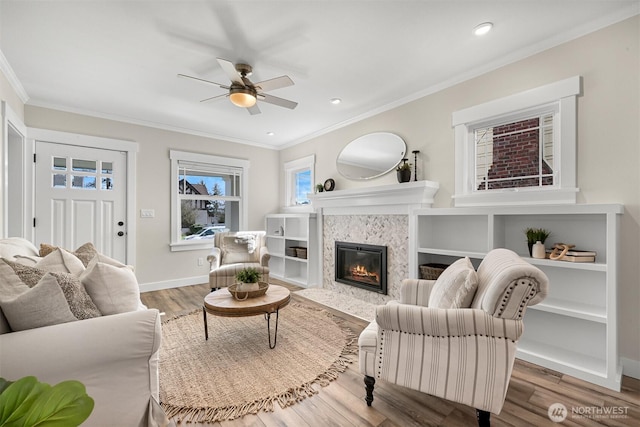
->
xmin=479 ymin=117 xmax=553 ymax=190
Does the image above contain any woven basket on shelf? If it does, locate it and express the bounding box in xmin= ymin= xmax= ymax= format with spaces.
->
xmin=295 ymin=247 xmax=308 ymax=259
xmin=419 ymin=263 xmax=449 ymax=280
xmin=285 ymin=247 xmax=298 ymax=257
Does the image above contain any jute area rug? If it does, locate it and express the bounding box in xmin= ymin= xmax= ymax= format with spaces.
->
xmin=159 ymin=302 xmax=357 ymax=423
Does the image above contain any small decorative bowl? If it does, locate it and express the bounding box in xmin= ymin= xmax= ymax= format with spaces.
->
xmin=227 ymin=282 xmax=269 ymax=300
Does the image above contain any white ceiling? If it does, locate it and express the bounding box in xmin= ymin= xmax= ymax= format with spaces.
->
xmin=1 ymin=1 xmax=638 ymax=149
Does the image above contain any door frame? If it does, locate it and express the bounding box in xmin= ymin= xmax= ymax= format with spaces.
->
xmin=27 ymin=128 xmax=138 ymax=266
xmin=2 ymin=101 xmax=29 ymax=239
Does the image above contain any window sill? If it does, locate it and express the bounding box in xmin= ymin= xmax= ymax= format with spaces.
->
xmin=453 ymin=187 xmax=579 ymax=207
xmin=281 ymin=204 xmax=314 ymax=214
xmin=170 ymin=241 xmax=215 ymax=252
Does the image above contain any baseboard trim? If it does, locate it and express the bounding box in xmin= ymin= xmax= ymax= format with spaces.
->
xmin=621 ymin=357 xmax=640 ymax=380
xmin=139 ymin=275 xmax=209 ymax=293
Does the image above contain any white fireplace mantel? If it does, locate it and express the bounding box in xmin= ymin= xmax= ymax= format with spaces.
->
xmin=308 ymin=180 xmax=439 ymax=215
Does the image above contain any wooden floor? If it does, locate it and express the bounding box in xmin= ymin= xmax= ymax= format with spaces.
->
xmin=141 ymin=281 xmax=640 ymax=426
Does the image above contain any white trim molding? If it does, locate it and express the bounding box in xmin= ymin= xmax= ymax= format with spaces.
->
xmin=308 ymin=180 xmax=439 ymax=215
xmin=452 ymin=76 xmax=581 ymax=207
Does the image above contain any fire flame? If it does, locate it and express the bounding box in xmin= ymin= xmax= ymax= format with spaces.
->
xmin=349 ymin=264 xmax=380 ymax=282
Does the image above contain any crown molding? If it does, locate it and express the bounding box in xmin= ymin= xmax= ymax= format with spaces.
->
xmin=0 ymin=49 xmax=29 ymax=103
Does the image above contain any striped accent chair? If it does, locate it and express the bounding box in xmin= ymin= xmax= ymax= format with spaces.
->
xmin=358 ymin=248 xmax=548 ymax=426
xmin=207 ymin=231 xmax=270 ymax=290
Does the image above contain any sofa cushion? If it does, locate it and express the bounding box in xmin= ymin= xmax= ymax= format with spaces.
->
xmin=4 ymin=259 xmax=101 ymax=320
xmin=80 ymin=261 xmax=141 ymax=315
xmin=0 ymin=237 xmax=39 ymax=261
xmin=40 ymin=242 xmax=99 ymax=267
xmin=428 ymin=257 xmax=478 ymax=309
xmin=1 ymin=273 xmax=77 ymax=331
xmin=35 ymin=248 xmax=85 ymax=275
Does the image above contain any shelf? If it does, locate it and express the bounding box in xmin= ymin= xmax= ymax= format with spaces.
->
xmin=284 ymin=255 xmax=308 ymax=263
xmin=516 ymin=341 xmax=606 ymax=378
xmin=417 ymin=247 xmax=487 ymax=259
xmin=529 ymin=300 xmax=606 ymax=323
xmin=265 ymin=213 xmax=318 ymax=288
xmin=411 ymin=204 xmax=622 ymax=391
xmin=522 ymin=257 xmax=607 ymax=272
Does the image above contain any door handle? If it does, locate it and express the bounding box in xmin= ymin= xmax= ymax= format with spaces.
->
xmin=117 ymin=231 xmax=125 ymax=237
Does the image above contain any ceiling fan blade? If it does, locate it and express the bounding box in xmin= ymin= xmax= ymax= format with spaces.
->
xmin=253 ymin=75 xmax=294 ymax=92
xmin=247 ymin=104 xmax=261 ymax=115
xmin=199 ymin=93 xmax=228 ymax=103
xmin=216 ymin=58 xmax=244 ymax=85
xmin=259 ymin=93 xmax=298 ymax=110
xmin=177 ymin=73 xmax=229 ymax=89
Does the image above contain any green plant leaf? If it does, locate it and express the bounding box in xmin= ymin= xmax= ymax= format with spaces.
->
xmin=22 ymin=380 xmax=94 ymax=427
xmin=0 ymin=376 xmax=48 ymax=426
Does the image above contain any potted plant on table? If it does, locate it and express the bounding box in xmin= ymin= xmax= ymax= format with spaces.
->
xmin=235 ymin=267 xmax=262 ymax=292
xmin=525 ymin=227 xmax=551 ymax=257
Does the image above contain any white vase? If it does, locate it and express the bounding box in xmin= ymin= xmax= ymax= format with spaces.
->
xmin=237 ymin=282 xmax=259 ymax=292
xmin=532 ymin=241 xmax=546 ymax=259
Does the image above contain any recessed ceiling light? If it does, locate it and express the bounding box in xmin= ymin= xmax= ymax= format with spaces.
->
xmin=474 ymin=22 xmax=493 ymax=36
xmin=266 ymin=132 xmax=275 ymax=136
xmin=330 ymin=98 xmax=342 ymax=105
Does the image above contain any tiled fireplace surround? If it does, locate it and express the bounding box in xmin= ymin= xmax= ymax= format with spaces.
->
xmin=308 ymin=181 xmax=439 ymax=306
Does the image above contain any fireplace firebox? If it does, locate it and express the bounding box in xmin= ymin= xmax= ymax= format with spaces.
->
xmin=335 ymin=241 xmax=387 ymax=294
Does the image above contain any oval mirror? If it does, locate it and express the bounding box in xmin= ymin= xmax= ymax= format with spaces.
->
xmin=336 ymin=132 xmax=407 ymax=180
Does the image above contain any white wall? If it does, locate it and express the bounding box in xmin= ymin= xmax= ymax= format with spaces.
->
xmin=279 ymin=16 xmax=640 ymax=365
xmin=23 ymin=106 xmax=281 ymax=286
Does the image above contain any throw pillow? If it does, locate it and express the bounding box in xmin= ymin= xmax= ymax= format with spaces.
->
xmin=4 ymin=259 xmax=101 ymax=320
xmin=73 ymin=242 xmax=99 ymax=267
xmin=80 ymin=261 xmax=141 ymax=315
xmin=428 ymin=257 xmax=478 ymax=309
xmin=35 ymin=248 xmax=86 ymax=275
xmin=221 ymin=236 xmax=255 ymax=264
xmin=1 ymin=273 xmax=77 ymax=331
xmin=39 ymin=242 xmax=99 ymax=267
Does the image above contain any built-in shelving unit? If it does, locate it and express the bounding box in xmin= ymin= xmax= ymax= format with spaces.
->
xmin=409 ymin=204 xmax=623 ymax=391
xmin=264 ymin=213 xmax=318 ymax=287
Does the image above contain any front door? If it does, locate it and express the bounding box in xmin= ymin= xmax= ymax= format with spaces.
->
xmin=34 ymin=141 xmax=128 ymax=262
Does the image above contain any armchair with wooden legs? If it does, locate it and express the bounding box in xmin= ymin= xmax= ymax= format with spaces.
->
xmin=358 ymin=249 xmax=549 ymax=426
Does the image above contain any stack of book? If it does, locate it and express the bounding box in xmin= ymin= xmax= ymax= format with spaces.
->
xmin=547 ymin=249 xmax=597 ymax=262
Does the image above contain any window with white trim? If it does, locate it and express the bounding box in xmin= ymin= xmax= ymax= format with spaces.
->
xmin=452 ymin=76 xmax=581 ymax=206
xmin=170 ymin=150 xmax=249 ymax=250
xmin=284 ymin=155 xmax=314 ymax=209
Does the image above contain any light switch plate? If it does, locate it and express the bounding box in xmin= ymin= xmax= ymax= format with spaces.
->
xmin=140 ymin=209 xmax=155 ymax=218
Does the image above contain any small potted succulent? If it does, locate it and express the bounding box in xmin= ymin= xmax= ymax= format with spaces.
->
xmin=396 ymin=159 xmax=412 ymax=183
xmin=235 ymin=267 xmax=262 ymax=292
xmin=525 ymin=228 xmax=551 ymax=257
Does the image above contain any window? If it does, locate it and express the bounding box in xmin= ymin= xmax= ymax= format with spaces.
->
xmin=452 ymin=76 xmax=580 ymax=206
xmin=474 ymin=109 xmax=555 ymax=191
xmin=284 ymin=155 xmax=314 ymax=211
xmin=170 ymin=150 xmax=249 ymax=250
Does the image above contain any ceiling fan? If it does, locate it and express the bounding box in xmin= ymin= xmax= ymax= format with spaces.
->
xmin=178 ymin=58 xmax=298 ymax=115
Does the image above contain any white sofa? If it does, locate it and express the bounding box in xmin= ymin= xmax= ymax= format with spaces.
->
xmin=0 ymin=238 xmax=169 ymax=427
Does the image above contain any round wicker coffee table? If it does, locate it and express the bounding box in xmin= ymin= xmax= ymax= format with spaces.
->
xmin=202 ymin=284 xmax=291 ymax=349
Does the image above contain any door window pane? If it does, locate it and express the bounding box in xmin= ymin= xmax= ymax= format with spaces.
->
xmin=72 ymin=159 xmax=96 ymax=173
xmin=72 ymin=175 xmax=96 ymax=189
xmin=102 ymin=162 xmax=113 ymax=174
xmin=53 ymin=157 xmax=66 ymax=171
xmin=53 ymin=174 xmax=66 ymax=188
xmin=101 ymin=177 xmax=114 ymax=190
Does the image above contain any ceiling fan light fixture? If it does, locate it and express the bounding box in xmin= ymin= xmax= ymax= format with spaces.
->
xmin=229 ymin=87 xmax=257 ymax=108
